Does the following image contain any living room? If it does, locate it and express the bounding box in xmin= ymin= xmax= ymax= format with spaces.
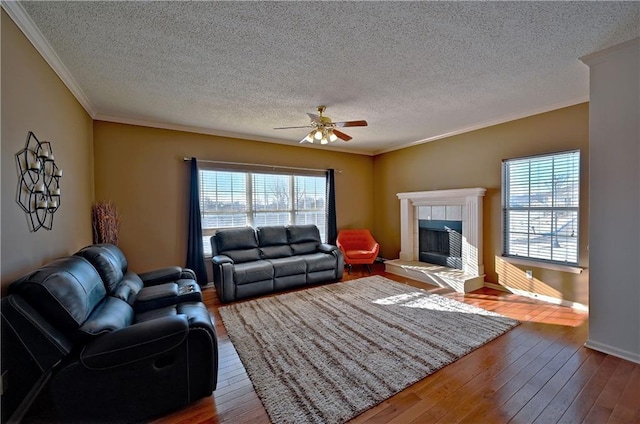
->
xmin=1 ymin=2 xmax=638 ymax=423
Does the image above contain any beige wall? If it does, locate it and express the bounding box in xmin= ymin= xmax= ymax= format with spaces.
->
xmin=373 ymin=103 xmax=589 ymax=305
xmin=93 ymin=121 xmax=374 ymax=275
xmin=1 ymin=11 xmax=94 ymax=290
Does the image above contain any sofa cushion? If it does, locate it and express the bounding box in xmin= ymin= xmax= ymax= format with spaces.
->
xmin=267 ymin=257 xmax=307 ymax=277
xmin=300 ymin=252 xmax=337 ymax=272
xmin=260 ymin=245 xmax=293 ymax=259
xmin=233 ymin=261 xmax=274 ymax=285
xmin=134 ymin=305 xmax=177 ymax=323
xmin=77 ymin=296 xmax=134 ymax=339
xmin=287 ymin=225 xmax=321 ymax=244
xmin=112 ymin=271 xmax=144 ymax=304
xmin=257 ymin=226 xmax=289 ymax=246
xmin=75 ymin=244 xmax=128 ymax=294
xmin=225 ymin=248 xmax=262 ymax=264
xmin=9 ymin=256 xmax=107 ymax=333
xmin=291 ymin=242 xmax=319 ymax=255
xmin=288 ymin=225 xmax=321 ymax=255
xmin=215 ymin=227 xmax=258 ymax=252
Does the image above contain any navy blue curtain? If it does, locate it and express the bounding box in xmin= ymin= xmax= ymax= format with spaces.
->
xmin=326 ymin=169 xmax=337 ymax=245
xmin=186 ymin=158 xmax=208 ymax=285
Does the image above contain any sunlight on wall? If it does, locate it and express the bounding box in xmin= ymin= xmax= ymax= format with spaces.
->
xmin=495 ymin=256 xmax=562 ymax=298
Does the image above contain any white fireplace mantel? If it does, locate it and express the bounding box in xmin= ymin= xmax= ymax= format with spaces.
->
xmin=386 ymin=188 xmax=486 ymax=293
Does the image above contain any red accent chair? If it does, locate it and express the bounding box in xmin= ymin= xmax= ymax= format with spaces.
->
xmin=337 ymin=229 xmax=380 ymax=274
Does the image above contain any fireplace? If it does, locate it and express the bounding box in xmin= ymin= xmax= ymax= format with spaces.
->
xmin=419 ymin=220 xmax=463 ymax=269
xmin=385 ymin=188 xmax=486 ymax=293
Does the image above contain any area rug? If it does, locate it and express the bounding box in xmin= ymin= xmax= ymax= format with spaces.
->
xmin=219 ymin=276 xmax=519 ymax=424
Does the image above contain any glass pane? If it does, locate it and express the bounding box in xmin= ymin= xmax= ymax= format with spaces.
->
xmin=506 ymin=210 xmax=530 ymax=257
xmin=550 ymin=210 xmax=578 ymax=263
xmin=294 ymin=176 xmax=326 ymax=211
xmin=527 ymin=210 xmax=552 ymax=261
xmin=203 ymin=235 xmax=212 ymax=256
xmin=202 ymin=213 xmax=248 ymax=229
xmin=253 ymin=212 xmax=290 ymax=227
xmin=199 ymin=170 xmax=247 ymax=218
xmin=252 ymin=173 xmax=291 ymax=211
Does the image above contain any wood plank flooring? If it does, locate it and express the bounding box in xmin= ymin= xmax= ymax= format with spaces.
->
xmin=152 ymin=264 xmax=640 ymax=424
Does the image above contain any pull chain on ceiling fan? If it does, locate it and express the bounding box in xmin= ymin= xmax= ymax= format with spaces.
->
xmin=274 ymin=105 xmax=368 ymax=144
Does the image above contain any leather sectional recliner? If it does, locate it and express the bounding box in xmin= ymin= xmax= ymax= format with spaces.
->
xmin=1 ymin=245 xmax=218 ymax=423
xmin=75 ymin=243 xmax=203 ymax=312
xmin=211 ymin=225 xmax=344 ymax=302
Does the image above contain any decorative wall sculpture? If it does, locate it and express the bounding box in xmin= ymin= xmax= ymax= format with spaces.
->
xmin=15 ymin=131 xmax=63 ymax=232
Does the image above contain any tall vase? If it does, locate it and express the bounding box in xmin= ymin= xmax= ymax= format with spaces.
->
xmin=92 ymin=201 xmax=120 ymax=245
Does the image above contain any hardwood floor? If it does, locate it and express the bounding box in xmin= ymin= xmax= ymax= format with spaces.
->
xmin=152 ymin=265 xmax=640 ymax=424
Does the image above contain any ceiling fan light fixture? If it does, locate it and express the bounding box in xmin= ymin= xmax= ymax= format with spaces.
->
xmin=275 ymin=106 xmax=367 ymax=146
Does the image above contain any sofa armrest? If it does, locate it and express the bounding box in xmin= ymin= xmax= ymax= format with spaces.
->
xmin=211 ymin=257 xmax=236 ymax=302
xmin=80 ymin=315 xmax=189 ymax=369
xmin=212 ymin=255 xmax=234 ymax=265
xmin=139 ymin=266 xmax=195 ymax=286
xmin=317 ymin=243 xmax=339 ymax=254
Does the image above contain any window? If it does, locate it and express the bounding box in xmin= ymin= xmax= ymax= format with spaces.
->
xmin=199 ymin=168 xmax=326 ymax=255
xmin=502 ymin=150 xmax=580 ymax=265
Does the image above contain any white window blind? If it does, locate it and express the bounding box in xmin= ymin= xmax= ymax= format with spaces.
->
xmin=199 ymin=168 xmax=326 ymax=256
xmin=502 ymin=150 xmax=580 ymax=265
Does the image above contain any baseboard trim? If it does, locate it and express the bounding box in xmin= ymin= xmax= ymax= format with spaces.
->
xmin=500 ymin=286 xmax=589 ymax=312
xmin=585 ymin=339 xmax=640 ymax=365
xmin=483 ymin=282 xmax=510 ymax=293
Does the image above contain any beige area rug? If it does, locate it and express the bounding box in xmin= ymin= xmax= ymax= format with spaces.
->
xmin=219 ymin=276 xmax=519 ymax=424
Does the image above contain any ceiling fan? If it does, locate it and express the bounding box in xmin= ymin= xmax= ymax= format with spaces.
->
xmin=274 ymin=105 xmax=368 ymax=144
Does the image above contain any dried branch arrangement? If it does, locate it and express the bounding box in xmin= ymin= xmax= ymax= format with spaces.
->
xmin=92 ymin=200 xmax=120 ymax=245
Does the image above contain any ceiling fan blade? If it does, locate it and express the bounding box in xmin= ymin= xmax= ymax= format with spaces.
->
xmin=274 ymin=125 xmax=312 ymax=130
xmin=334 ymin=120 xmax=368 ymax=128
xmin=307 ymin=113 xmax=322 ymax=123
xmin=333 ymin=129 xmax=352 ymax=142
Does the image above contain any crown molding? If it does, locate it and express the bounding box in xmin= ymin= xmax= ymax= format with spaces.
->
xmin=580 ymin=37 xmax=640 ymax=66
xmin=94 ymin=113 xmax=375 ymax=156
xmin=1 ymin=0 xmax=96 ymax=117
xmin=373 ymin=96 xmax=589 ymax=155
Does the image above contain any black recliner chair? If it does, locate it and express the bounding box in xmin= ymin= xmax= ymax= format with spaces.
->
xmin=2 ymin=254 xmax=217 ymax=423
xmin=75 ymin=243 xmax=203 ymax=312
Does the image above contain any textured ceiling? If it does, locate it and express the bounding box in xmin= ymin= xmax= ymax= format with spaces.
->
xmin=14 ymin=1 xmax=640 ymax=155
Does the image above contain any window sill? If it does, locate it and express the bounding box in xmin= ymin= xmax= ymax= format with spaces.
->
xmin=501 ymin=256 xmax=584 ymax=274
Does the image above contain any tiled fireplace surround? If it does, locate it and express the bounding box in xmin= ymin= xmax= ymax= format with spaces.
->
xmin=384 ymin=188 xmax=486 ymax=293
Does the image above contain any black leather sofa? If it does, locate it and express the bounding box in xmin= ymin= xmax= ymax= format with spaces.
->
xmin=210 ymin=225 xmax=344 ymax=302
xmin=1 ymin=247 xmax=218 ymax=423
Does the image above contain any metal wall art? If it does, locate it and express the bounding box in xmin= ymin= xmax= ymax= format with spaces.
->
xmin=15 ymin=131 xmax=63 ymax=232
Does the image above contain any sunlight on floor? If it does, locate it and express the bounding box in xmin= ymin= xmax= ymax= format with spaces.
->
xmin=446 ymin=292 xmax=588 ymax=327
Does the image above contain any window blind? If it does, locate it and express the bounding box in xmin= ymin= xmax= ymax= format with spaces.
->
xmin=199 ymin=169 xmax=326 ymax=256
xmin=502 ymin=150 xmax=580 ymax=265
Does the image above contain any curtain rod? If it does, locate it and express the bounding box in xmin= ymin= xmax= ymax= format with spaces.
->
xmin=183 ymin=157 xmax=341 ymax=173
